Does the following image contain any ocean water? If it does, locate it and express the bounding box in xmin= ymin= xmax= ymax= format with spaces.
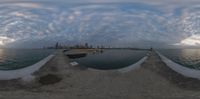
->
xmin=158 ymin=49 xmax=200 ymax=70
xmin=0 ymin=49 xmax=55 ymax=70
xmin=73 ymin=49 xmax=148 ymax=70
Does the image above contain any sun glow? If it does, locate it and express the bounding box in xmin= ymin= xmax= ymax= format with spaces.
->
xmin=0 ymin=36 xmax=15 ymax=46
xmin=179 ymin=34 xmax=200 ymax=46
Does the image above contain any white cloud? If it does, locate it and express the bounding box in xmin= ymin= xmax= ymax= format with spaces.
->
xmin=0 ymin=36 xmax=15 ymax=46
xmin=175 ymin=34 xmax=200 ymax=46
xmin=0 ymin=1 xmax=200 ymax=48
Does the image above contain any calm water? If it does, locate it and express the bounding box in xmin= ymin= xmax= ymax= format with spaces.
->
xmin=73 ymin=49 xmax=148 ymax=70
xmin=0 ymin=49 xmax=54 ymax=70
xmin=159 ymin=49 xmax=200 ymax=69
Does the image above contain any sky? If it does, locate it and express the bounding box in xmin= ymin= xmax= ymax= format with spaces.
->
xmin=0 ymin=0 xmax=200 ymax=48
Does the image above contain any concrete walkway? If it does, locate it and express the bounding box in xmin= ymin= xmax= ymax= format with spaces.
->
xmin=1 ymin=50 xmax=200 ymax=99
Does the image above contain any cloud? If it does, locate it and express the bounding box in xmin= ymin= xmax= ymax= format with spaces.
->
xmin=180 ymin=34 xmax=200 ymax=46
xmin=0 ymin=1 xmax=200 ymax=48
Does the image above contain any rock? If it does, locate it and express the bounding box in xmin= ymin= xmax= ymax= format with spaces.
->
xmin=39 ymin=74 xmax=62 ymax=85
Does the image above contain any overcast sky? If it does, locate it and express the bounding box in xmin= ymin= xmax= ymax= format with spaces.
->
xmin=0 ymin=0 xmax=200 ymax=48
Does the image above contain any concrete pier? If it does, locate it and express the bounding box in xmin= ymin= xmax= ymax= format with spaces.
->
xmin=1 ymin=50 xmax=200 ymax=99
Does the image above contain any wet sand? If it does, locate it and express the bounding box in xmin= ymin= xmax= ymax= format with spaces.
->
xmin=1 ymin=50 xmax=200 ymax=99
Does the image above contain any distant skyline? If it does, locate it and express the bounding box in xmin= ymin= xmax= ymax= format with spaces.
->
xmin=0 ymin=0 xmax=200 ymax=48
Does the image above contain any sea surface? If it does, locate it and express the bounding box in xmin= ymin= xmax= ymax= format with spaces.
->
xmin=0 ymin=49 xmax=54 ymax=70
xmin=158 ymin=49 xmax=200 ymax=70
xmin=73 ymin=49 xmax=148 ymax=70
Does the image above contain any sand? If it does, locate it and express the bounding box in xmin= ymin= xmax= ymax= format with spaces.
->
xmin=1 ymin=50 xmax=200 ymax=99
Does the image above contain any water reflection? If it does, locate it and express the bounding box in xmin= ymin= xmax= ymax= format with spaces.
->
xmin=72 ymin=49 xmax=147 ymax=70
xmin=0 ymin=49 xmax=5 ymax=63
xmin=181 ymin=49 xmax=200 ymax=68
xmin=159 ymin=49 xmax=200 ymax=69
xmin=0 ymin=49 xmax=54 ymax=70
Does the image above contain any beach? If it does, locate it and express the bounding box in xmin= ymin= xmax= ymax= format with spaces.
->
xmin=1 ymin=50 xmax=200 ymax=99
